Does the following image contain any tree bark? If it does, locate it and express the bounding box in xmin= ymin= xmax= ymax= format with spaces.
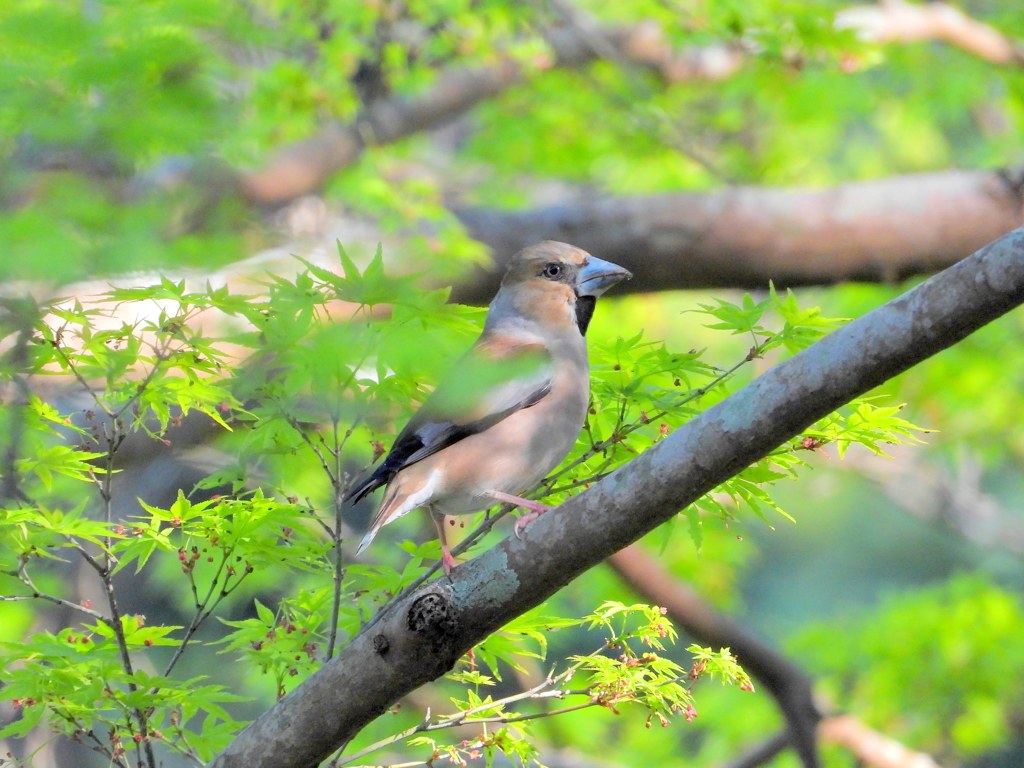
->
xmin=209 ymin=226 xmax=1024 ymax=768
xmin=451 ymin=167 xmax=1024 ymax=302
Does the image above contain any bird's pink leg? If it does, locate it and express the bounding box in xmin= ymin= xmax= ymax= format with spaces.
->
xmin=430 ymin=510 xmax=459 ymax=575
xmin=486 ymin=490 xmax=552 ymax=539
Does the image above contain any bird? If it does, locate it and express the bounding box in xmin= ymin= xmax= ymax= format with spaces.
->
xmin=345 ymin=241 xmax=631 ymax=573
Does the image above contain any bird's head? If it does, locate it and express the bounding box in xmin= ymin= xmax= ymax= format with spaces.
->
xmin=491 ymin=241 xmax=632 ymax=336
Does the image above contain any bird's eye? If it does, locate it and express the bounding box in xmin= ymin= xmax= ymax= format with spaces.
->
xmin=542 ymin=263 xmax=562 ymax=279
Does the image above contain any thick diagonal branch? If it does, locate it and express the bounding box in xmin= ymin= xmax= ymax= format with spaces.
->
xmin=209 ymin=226 xmax=1024 ymax=768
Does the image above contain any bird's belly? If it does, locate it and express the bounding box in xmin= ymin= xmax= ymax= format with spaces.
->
xmin=426 ymin=393 xmax=586 ymax=517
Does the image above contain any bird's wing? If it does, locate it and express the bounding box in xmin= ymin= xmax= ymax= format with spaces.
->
xmin=344 ymin=337 xmax=552 ymax=503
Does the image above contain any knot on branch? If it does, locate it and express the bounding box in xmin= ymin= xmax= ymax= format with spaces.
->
xmin=407 ymin=590 xmax=457 ymax=651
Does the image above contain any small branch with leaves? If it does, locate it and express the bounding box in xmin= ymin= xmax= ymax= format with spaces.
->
xmin=332 ymin=602 xmax=753 ymax=768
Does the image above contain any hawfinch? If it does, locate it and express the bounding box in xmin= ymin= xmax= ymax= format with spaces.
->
xmin=346 ymin=241 xmax=631 ymax=573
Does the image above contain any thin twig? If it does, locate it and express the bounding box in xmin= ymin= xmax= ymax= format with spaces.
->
xmin=167 ymin=722 xmax=207 ymax=768
xmin=66 ymin=534 xmax=111 ymax=576
xmin=161 ymin=545 xmax=249 ymax=679
xmin=335 ymin=674 xmax=568 ymax=765
xmin=292 ymin=418 xmax=337 ymax=486
xmin=334 ymin=646 xmax=650 ymax=767
xmin=1 ymin=569 xmax=108 ymax=623
xmin=110 ymin=333 xmax=177 ymax=421
xmin=527 ymin=355 xmax=751 ymax=502
xmin=49 ymin=338 xmax=112 ymax=419
xmin=94 ymin=381 xmax=157 ymax=767
xmin=326 ymin=417 xmax=349 ymax=660
xmin=51 ymin=710 xmax=126 ymax=767
xmin=442 ymin=701 xmax=597 ymax=726
xmin=544 ymin=471 xmax=611 ymax=495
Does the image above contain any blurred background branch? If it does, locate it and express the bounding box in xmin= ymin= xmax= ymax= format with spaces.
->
xmin=837 ymin=0 xmax=1024 ymax=66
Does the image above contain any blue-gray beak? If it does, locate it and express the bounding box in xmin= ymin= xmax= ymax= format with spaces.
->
xmin=575 ymin=256 xmax=632 ymax=297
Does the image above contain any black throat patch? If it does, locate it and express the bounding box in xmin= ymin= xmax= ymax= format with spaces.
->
xmin=575 ymin=295 xmax=597 ymax=336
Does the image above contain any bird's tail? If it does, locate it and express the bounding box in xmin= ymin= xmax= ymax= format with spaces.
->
xmin=355 ymin=528 xmax=377 ymax=555
xmin=355 ymin=484 xmax=406 ymax=555
xmin=344 ymin=463 xmax=389 ymax=506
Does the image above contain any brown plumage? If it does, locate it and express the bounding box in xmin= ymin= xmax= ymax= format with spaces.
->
xmin=346 ymin=241 xmax=631 ymax=573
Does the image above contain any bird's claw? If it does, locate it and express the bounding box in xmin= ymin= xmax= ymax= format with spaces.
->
xmin=514 ymin=511 xmax=542 ymax=539
xmin=441 ymin=552 xmax=458 ymax=575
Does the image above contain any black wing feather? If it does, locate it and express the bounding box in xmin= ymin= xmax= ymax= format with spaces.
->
xmin=343 ymin=380 xmax=550 ymax=505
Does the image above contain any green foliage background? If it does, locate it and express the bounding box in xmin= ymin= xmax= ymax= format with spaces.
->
xmin=2 ymin=0 xmax=1024 ymax=767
